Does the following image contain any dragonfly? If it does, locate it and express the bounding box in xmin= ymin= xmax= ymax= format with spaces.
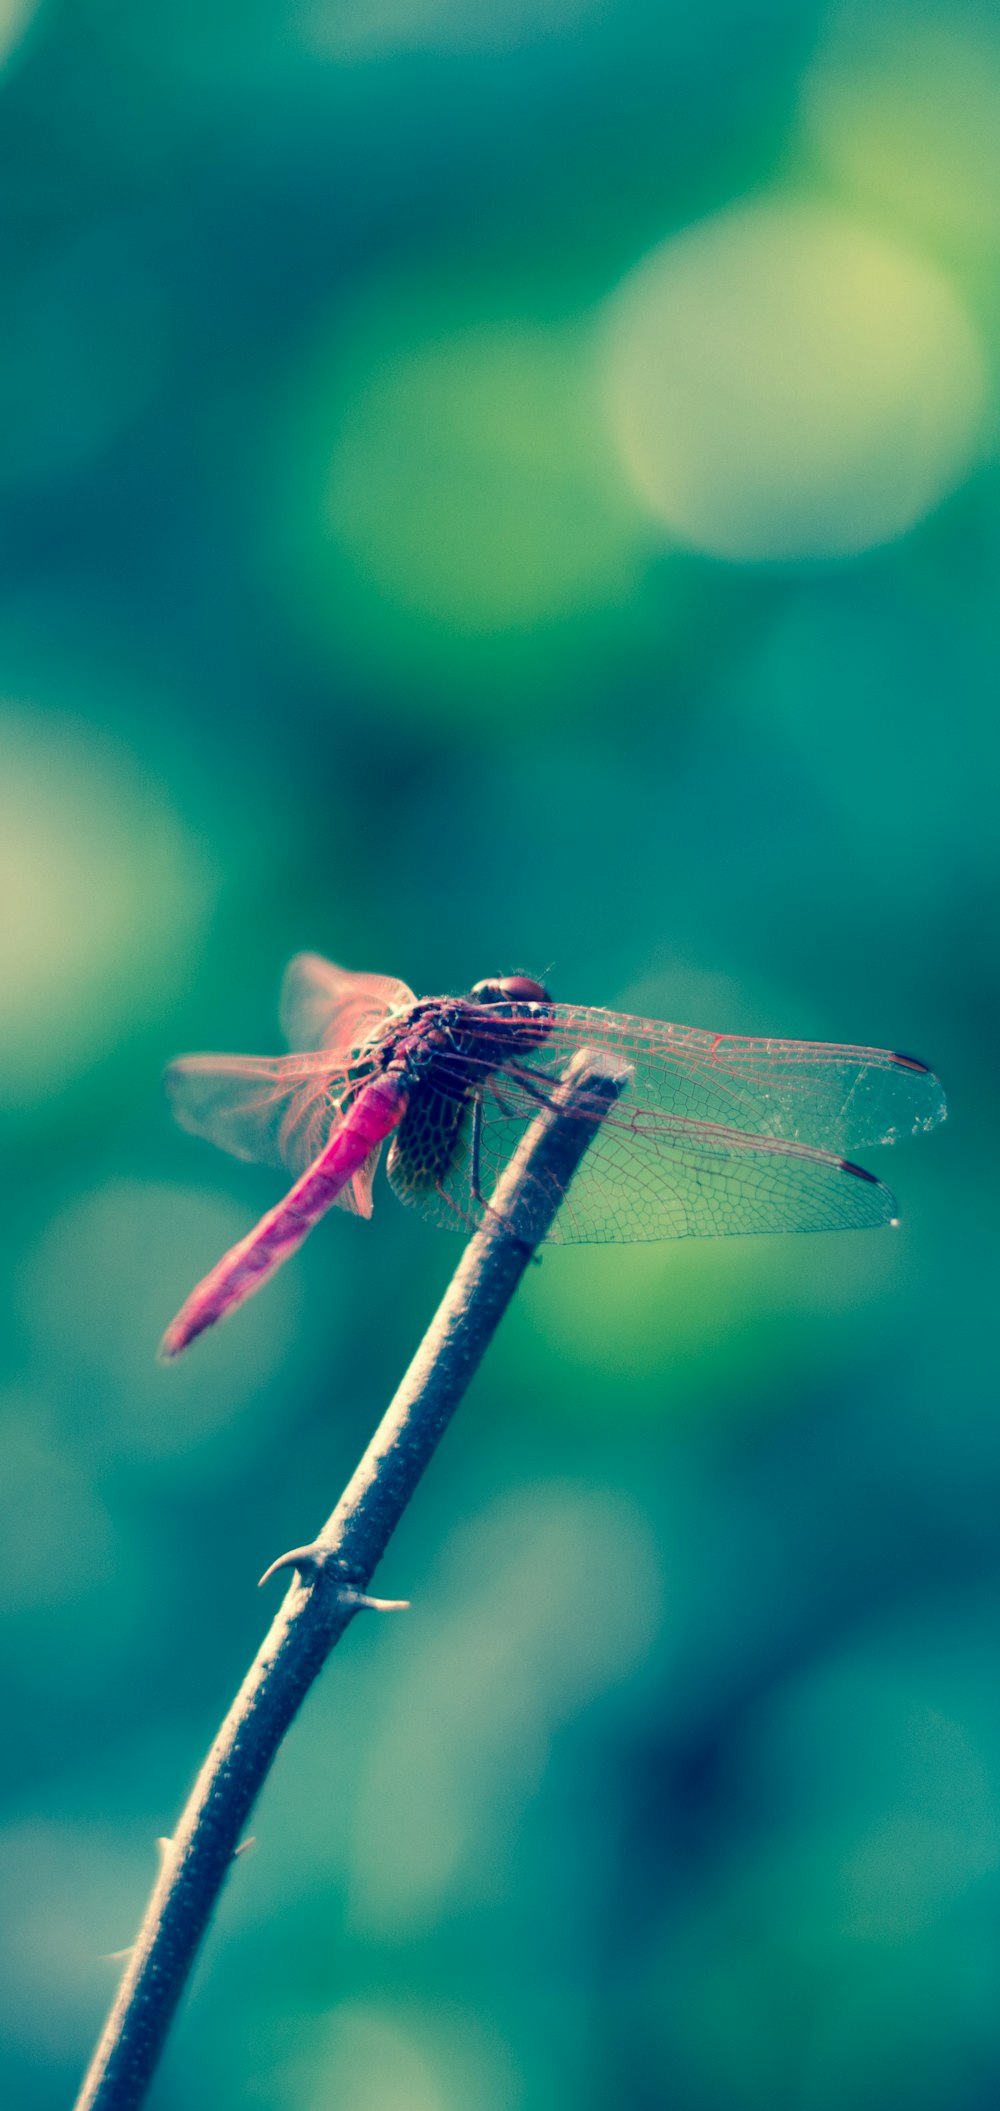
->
xmin=159 ymin=953 xmax=946 ymax=1358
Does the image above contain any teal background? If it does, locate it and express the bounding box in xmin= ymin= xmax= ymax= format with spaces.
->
xmin=0 ymin=2 xmax=996 ymax=2106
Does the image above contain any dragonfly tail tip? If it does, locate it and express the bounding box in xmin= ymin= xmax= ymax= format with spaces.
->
xmin=157 ymin=1321 xmax=190 ymax=1363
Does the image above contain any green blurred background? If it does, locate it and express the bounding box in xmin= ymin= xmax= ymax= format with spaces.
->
xmin=0 ymin=0 xmax=997 ymax=2104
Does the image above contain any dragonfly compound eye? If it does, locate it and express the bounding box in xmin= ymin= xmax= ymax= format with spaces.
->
xmin=470 ymin=974 xmax=552 ymax=1006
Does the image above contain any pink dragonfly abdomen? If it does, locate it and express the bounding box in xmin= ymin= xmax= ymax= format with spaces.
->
xmin=159 ymin=1071 xmax=409 ymax=1359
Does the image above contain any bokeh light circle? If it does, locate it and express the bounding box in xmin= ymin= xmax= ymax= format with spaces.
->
xmin=802 ymin=3 xmax=1000 ymax=251
xmin=0 ymin=709 xmax=214 ymax=1109
xmin=18 ymin=1181 xmax=301 ymax=1460
xmin=605 ymin=199 xmax=989 ymax=562
xmin=323 ymin=318 xmax=639 ymax=632
xmin=0 ymin=0 xmax=39 ymax=72
xmin=272 ymin=274 xmax=649 ymax=715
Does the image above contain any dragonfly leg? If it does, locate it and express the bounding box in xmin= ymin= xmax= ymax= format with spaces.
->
xmin=470 ymin=1090 xmax=485 ymax=1208
xmin=495 ymin=1067 xmax=563 ymax=1116
xmin=432 ymin=1178 xmax=480 ymax=1235
xmin=433 ymin=1166 xmax=536 ymax=1258
xmin=445 ymin=1094 xmax=539 ymax=1258
xmin=512 ymin=1072 xmax=553 ymax=1107
xmin=473 ymin=1078 xmax=550 ymax=1261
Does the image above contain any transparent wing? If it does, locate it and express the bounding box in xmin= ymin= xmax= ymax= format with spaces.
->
xmin=165 ymin=1049 xmax=376 ymax=1190
xmin=280 ymin=952 xmax=415 ymax=1053
xmin=391 ymin=1075 xmax=898 ymax=1244
xmin=532 ymin=1005 xmax=946 ymax=1150
xmin=492 ymin=1095 xmax=897 ymax=1242
xmin=422 ymin=1002 xmax=943 ymax=1149
xmin=385 ymin=1001 xmax=944 ymax=1242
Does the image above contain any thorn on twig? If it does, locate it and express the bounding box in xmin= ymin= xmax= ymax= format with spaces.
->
xmin=257 ymin=1544 xmax=409 ymax=1614
xmin=102 ymin=1947 xmax=135 ymax=1965
xmin=258 ymin=1543 xmax=324 ymax=1589
xmin=234 ymin=1835 xmax=256 ymax=1858
xmin=341 ymin=1591 xmax=411 ymax=1614
xmin=156 ymin=1837 xmax=174 ymax=1869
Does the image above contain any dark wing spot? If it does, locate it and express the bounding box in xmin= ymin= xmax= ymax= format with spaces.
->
xmin=890 ymin=1050 xmax=931 ymax=1073
xmin=840 ymin=1157 xmax=880 ymax=1183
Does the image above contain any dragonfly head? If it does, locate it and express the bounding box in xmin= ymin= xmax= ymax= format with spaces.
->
xmin=467 ymin=975 xmax=553 ymax=1058
xmin=470 ymin=974 xmax=551 ymax=1007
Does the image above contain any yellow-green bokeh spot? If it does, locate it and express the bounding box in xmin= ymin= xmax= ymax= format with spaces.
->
xmin=0 ymin=0 xmax=39 ymax=73
xmin=18 ymin=1181 xmax=302 ymax=1471
xmin=275 ymin=277 xmax=650 ymax=713
xmin=327 ymin=322 xmax=640 ymax=630
xmin=605 ymin=197 xmax=989 ymax=564
xmin=0 ymin=708 xmax=216 ymax=1112
xmin=511 ymin=1230 xmax=900 ymax=1427
xmin=802 ymin=2 xmax=1000 ymax=255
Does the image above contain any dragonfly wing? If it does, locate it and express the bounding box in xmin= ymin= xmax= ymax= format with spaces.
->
xmin=280 ymin=952 xmax=416 ymax=1053
xmin=470 ymin=1077 xmax=897 ymax=1243
xmin=513 ymin=1006 xmax=947 ymax=1152
xmin=343 ymin=1140 xmax=383 ymax=1219
xmin=383 ymin=1064 xmax=897 ymax=1244
xmin=166 ymin=1051 xmax=361 ymax=1177
xmin=380 ymin=998 xmax=942 ymax=1243
xmin=534 ymin=1125 xmax=896 ymax=1243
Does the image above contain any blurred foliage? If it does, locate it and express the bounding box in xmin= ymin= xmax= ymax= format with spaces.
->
xmin=0 ymin=1 xmax=996 ymax=2106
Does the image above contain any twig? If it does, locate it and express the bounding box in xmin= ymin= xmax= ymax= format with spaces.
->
xmin=75 ymin=1047 xmax=626 ymax=2110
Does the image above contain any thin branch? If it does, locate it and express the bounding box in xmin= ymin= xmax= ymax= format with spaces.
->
xmin=75 ymin=1047 xmax=626 ymax=2111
